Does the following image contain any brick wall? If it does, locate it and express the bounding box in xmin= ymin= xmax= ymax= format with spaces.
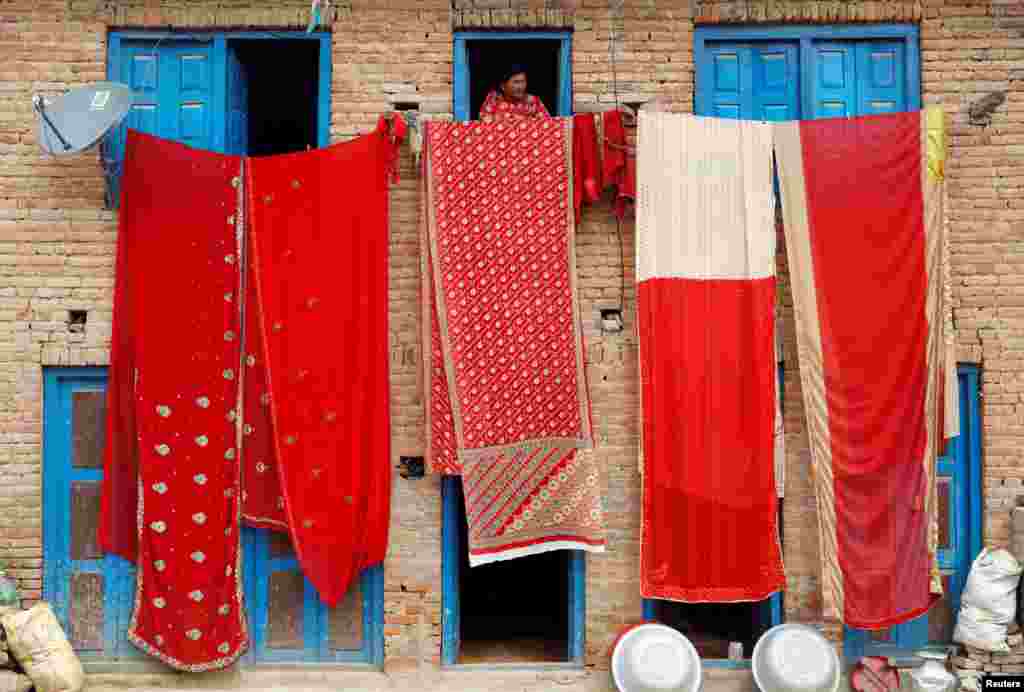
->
xmin=0 ymin=0 xmax=1021 ymax=680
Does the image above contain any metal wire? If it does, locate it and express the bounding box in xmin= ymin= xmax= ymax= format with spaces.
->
xmin=608 ymin=2 xmax=626 ymax=319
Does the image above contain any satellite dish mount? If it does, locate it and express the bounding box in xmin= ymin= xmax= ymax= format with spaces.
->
xmin=33 ymin=82 xmax=133 ymax=208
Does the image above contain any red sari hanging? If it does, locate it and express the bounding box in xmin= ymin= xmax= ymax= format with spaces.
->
xmin=102 ymin=131 xmax=248 ymax=670
xmin=421 ymin=117 xmax=606 ymax=565
xmin=244 ymin=117 xmax=398 ymax=606
xmin=101 ymin=118 xmax=403 ymax=669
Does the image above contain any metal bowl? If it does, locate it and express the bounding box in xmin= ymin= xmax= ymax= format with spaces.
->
xmin=752 ymin=624 xmax=841 ymax=692
xmin=612 ymin=623 xmax=702 ymax=692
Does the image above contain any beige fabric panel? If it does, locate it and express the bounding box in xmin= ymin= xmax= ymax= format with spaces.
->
xmin=636 ymin=112 xmax=776 ymax=282
xmin=921 ymin=108 xmax=948 ymax=597
xmin=773 ymin=120 xmax=844 ymax=623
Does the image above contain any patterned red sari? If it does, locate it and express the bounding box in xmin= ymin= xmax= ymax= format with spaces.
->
xmin=479 ymin=91 xmax=551 ymax=123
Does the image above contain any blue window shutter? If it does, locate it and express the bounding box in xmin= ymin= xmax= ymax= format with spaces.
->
xmin=752 ymin=44 xmax=800 ymax=121
xmin=453 ymin=37 xmax=470 ymax=123
xmin=106 ymin=36 xmax=221 ymax=207
xmin=701 ymin=43 xmax=748 ymax=119
xmin=694 ymin=24 xmax=920 ymax=122
xmin=696 ymin=42 xmax=798 ymax=121
xmin=558 ymin=36 xmax=573 ymax=117
xmin=855 ymin=41 xmax=907 ymax=116
xmin=158 ymin=42 xmax=216 ymax=147
xmin=809 ymin=41 xmax=856 ymax=119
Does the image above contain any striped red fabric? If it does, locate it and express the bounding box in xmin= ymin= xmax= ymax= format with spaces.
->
xmin=637 ymin=113 xmax=785 ymax=603
xmin=774 ymin=110 xmax=954 ymax=628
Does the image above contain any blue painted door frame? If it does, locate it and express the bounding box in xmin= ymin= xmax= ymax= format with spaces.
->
xmin=453 ymin=31 xmax=573 ymax=121
xmin=446 ymin=31 xmax=581 ymax=666
xmin=43 ymin=367 xmax=144 ymax=660
xmin=441 ymin=476 xmax=586 ymax=666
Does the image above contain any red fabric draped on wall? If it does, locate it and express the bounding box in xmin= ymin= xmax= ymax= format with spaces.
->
xmin=101 ymin=131 xmax=248 ymax=670
xmin=636 ymin=113 xmax=784 ymax=603
xmin=101 ymin=119 xmax=402 ymax=668
xmin=774 ymin=110 xmax=950 ymax=628
xmin=244 ymin=118 xmax=397 ymax=605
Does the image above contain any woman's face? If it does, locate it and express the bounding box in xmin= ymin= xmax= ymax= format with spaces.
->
xmin=501 ymin=72 xmax=528 ymax=101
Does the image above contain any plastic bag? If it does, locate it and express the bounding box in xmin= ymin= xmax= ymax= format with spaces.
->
xmin=961 ymin=549 xmax=1021 ymax=623
xmin=1 ymin=603 xmax=84 ymax=692
xmin=953 ymin=549 xmax=1023 ymax=653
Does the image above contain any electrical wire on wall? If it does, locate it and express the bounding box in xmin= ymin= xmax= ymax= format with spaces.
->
xmin=607 ymin=0 xmax=627 ymax=325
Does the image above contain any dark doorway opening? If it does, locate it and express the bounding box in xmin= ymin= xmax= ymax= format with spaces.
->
xmin=454 ymin=482 xmax=570 ymax=663
xmin=651 ymin=600 xmax=773 ymax=660
xmin=232 ymin=39 xmax=319 ymax=156
xmin=466 ymin=39 xmax=562 ymax=120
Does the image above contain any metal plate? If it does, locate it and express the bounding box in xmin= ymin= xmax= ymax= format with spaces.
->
xmin=328 ymin=584 xmax=363 ymax=650
xmin=266 ymin=570 xmax=304 ymax=649
xmin=69 ymin=572 xmax=104 ymax=651
xmin=70 ymin=481 xmax=102 ymax=560
xmin=36 ymin=82 xmax=133 ymax=155
xmin=72 ymin=391 xmax=106 ymax=469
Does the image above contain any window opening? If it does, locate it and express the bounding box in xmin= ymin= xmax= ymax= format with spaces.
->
xmin=230 ymin=39 xmax=319 ymax=156
xmin=466 ymin=39 xmax=562 ymax=120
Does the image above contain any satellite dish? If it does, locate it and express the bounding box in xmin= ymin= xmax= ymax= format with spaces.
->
xmin=34 ymin=82 xmax=132 ymax=156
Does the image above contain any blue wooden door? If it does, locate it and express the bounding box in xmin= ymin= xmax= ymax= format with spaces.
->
xmin=240 ymin=529 xmax=379 ymax=664
xmin=809 ymin=40 xmax=907 ymax=119
xmin=43 ymin=368 xmax=143 ymax=661
xmin=701 ymin=42 xmax=799 ymax=121
xmin=112 ymin=40 xmax=217 ymax=149
xmin=855 ymin=42 xmax=907 ymax=115
xmin=106 ymin=38 xmax=220 ymax=206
